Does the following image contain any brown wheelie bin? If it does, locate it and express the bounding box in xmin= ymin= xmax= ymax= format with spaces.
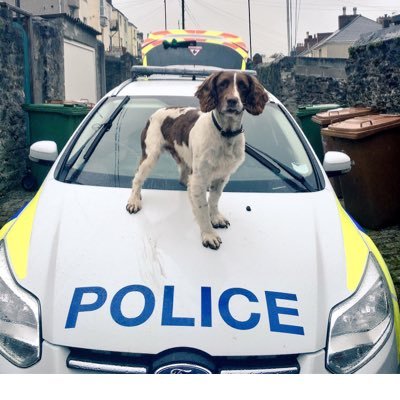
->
xmin=312 ymin=107 xmax=375 ymax=198
xmin=322 ymin=114 xmax=400 ymax=229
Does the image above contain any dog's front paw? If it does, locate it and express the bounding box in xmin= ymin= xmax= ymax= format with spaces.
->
xmin=202 ymin=231 xmax=222 ymax=250
xmin=126 ymin=196 xmax=142 ymax=214
xmin=211 ymin=214 xmax=230 ymax=229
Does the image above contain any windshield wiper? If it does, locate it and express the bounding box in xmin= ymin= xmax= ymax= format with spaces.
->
xmin=245 ymin=143 xmax=314 ymax=192
xmin=83 ymin=95 xmax=130 ymax=162
xmin=65 ymin=96 xmax=130 ymax=171
xmin=64 ymin=96 xmax=130 ymax=183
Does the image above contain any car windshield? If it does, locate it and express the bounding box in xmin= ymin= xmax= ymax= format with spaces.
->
xmin=59 ymin=95 xmax=319 ymax=193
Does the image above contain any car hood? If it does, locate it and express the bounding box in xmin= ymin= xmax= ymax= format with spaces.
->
xmin=20 ymin=180 xmax=350 ymax=356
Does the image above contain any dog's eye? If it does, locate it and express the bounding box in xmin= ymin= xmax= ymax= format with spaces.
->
xmin=238 ymin=81 xmax=248 ymax=92
xmin=218 ymin=80 xmax=229 ymax=89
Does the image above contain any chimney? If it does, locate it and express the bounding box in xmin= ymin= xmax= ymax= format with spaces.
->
xmin=339 ymin=6 xmax=358 ymax=29
xmin=378 ymin=14 xmax=392 ymax=28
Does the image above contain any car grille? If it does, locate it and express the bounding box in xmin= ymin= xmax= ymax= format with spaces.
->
xmin=67 ymin=348 xmax=300 ymax=374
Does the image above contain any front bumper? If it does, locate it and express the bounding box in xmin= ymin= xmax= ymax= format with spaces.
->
xmin=0 ymin=329 xmax=398 ymax=374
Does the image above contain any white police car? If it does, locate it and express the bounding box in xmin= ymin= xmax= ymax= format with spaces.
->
xmin=0 ymin=66 xmax=399 ymax=374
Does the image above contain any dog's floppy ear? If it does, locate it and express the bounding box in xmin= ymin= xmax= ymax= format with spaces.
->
xmin=195 ymin=72 xmax=221 ymax=113
xmin=244 ymin=75 xmax=269 ymax=115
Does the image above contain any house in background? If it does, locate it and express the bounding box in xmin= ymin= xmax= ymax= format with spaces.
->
xmin=295 ymin=32 xmax=333 ymax=55
xmin=41 ymin=13 xmax=103 ymax=103
xmin=5 ymin=0 xmax=142 ymax=57
xmin=128 ymin=22 xmax=139 ymax=57
xmin=300 ymin=7 xmax=382 ymax=59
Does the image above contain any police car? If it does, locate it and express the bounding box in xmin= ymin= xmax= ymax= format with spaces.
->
xmin=0 ymin=66 xmax=399 ymax=374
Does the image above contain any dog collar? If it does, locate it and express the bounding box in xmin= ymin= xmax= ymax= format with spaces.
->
xmin=211 ymin=112 xmax=244 ymax=138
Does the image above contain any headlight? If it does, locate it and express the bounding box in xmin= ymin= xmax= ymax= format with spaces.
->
xmin=0 ymin=241 xmax=41 ymax=367
xmin=326 ymin=253 xmax=393 ymax=373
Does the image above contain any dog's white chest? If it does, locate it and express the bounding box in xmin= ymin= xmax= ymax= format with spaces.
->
xmin=207 ymin=137 xmax=245 ymax=179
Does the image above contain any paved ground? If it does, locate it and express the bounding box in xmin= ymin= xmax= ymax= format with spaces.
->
xmin=1 ymin=185 xmax=400 ymax=299
xmin=0 ymin=186 xmax=36 ymax=228
xmin=368 ymin=226 xmax=400 ymax=298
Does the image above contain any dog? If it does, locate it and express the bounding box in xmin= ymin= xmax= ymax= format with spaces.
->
xmin=126 ymin=71 xmax=268 ymax=250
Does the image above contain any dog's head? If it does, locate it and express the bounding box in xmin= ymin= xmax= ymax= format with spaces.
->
xmin=195 ymin=71 xmax=269 ymax=116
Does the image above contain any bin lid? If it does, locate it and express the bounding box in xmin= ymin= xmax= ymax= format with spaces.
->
xmin=321 ymin=114 xmax=400 ymax=139
xmin=22 ymin=103 xmax=90 ymax=116
xmin=296 ymin=104 xmax=342 ymax=117
xmin=311 ymin=107 xmax=375 ymax=126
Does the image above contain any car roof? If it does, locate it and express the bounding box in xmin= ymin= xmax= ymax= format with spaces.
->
xmin=115 ymin=77 xmax=202 ymax=97
xmin=108 ymin=69 xmax=279 ymax=103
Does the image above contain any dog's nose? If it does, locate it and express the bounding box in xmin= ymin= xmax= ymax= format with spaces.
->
xmin=227 ymin=97 xmax=238 ymax=107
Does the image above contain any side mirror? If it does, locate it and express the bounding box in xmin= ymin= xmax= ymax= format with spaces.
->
xmin=323 ymin=151 xmax=351 ymax=177
xmin=29 ymin=141 xmax=58 ymax=163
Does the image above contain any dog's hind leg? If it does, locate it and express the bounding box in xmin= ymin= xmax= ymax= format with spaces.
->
xmin=209 ymin=178 xmax=230 ymax=228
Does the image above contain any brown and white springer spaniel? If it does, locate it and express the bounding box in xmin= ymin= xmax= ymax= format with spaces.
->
xmin=126 ymin=71 xmax=268 ymax=250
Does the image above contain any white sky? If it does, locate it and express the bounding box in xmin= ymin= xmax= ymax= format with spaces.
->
xmin=112 ymin=0 xmax=400 ymax=56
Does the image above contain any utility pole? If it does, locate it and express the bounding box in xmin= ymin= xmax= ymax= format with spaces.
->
xmin=181 ymin=0 xmax=185 ymax=29
xmin=247 ymin=0 xmax=253 ymax=59
xmin=164 ymin=0 xmax=167 ymax=30
xmin=286 ymin=0 xmax=290 ymax=55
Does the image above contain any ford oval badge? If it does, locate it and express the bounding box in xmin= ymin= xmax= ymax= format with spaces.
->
xmin=154 ymin=363 xmax=212 ymax=374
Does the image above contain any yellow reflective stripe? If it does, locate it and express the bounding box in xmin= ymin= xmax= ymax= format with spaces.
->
xmin=5 ymin=190 xmax=41 ymax=280
xmin=203 ymin=30 xmax=222 ymax=36
xmin=235 ymin=47 xmax=248 ymax=59
xmin=0 ymin=220 xmax=15 ymax=241
xmin=203 ymin=38 xmax=221 ymax=44
xmin=141 ymin=44 xmax=154 ymax=56
xmin=392 ymin=300 xmax=400 ymax=361
xmin=360 ymin=232 xmax=400 ymax=360
xmin=241 ymin=59 xmax=246 ymax=70
xmin=337 ymin=202 xmax=400 ymax=360
xmin=142 ymin=55 xmax=148 ymax=66
xmin=336 ymin=201 xmax=369 ymax=291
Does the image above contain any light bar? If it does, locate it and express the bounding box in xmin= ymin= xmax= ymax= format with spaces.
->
xmin=131 ymin=65 xmax=257 ymax=80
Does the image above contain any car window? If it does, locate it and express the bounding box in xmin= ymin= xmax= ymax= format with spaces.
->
xmin=60 ymin=96 xmax=319 ymax=193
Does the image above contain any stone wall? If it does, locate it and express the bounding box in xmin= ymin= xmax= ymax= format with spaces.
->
xmin=31 ymin=16 xmax=65 ymax=103
xmin=105 ymin=52 xmax=140 ymax=93
xmin=0 ymin=9 xmax=27 ymax=196
xmin=0 ymin=8 xmax=107 ymax=198
xmin=346 ymin=26 xmax=400 ymax=113
xmin=257 ymin=28 xmax=400 ymax=117
xmin=257 ymin=57 xmax=348 ymax=117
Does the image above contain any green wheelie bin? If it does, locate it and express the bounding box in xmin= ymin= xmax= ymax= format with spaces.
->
xmin=296 ymin=104 xmax=342 ymax=162
xmin=22 ymin=103 xmax=90 ymax=188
